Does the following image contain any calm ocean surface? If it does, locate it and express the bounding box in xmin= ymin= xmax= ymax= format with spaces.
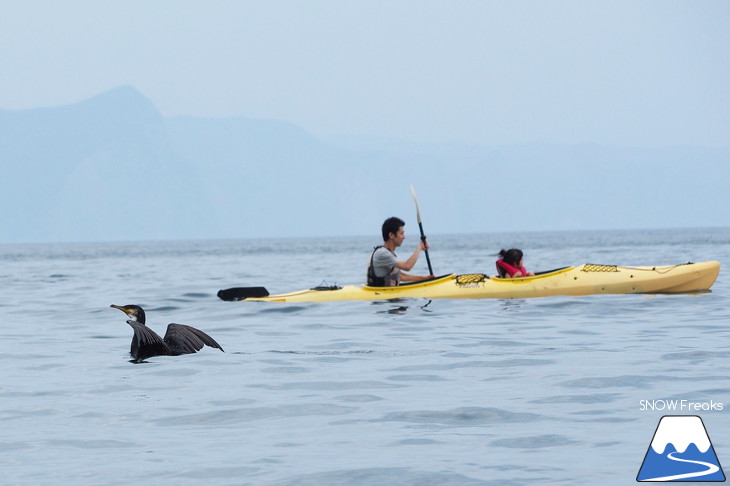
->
xmin=2 ymin=228 xmax=729 ymax=485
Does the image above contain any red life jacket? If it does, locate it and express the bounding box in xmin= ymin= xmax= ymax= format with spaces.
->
xmin=496 ymin=259 xmax=529 ymax=278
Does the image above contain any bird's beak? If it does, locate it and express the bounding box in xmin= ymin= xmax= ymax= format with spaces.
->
xmin=110 ymin=304 xmax=131 ymax=315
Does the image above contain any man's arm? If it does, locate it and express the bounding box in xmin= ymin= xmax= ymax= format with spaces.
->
xmin=400 ymin=271 xmax=435 ymax=282
xmin=393 ymin=241 xmax=428 ymax=271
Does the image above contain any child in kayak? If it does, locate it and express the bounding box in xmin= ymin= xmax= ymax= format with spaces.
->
xmin=496 ymin=248 xmax=535 ymax=278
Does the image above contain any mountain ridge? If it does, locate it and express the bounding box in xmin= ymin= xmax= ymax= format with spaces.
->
xmin=2 ymin=87 xmax=729 ymax=243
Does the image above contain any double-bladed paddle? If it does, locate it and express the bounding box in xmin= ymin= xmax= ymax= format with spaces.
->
xmin=410 ymin=185 xmax=434 ymax=276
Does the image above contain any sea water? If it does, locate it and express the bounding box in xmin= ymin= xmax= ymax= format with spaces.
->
xmin=1 ymin=228 xmax=729 ymax=485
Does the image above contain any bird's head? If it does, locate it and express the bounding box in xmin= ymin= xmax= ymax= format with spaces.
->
xmin=110 ymin=304 xmax=146 ymax=325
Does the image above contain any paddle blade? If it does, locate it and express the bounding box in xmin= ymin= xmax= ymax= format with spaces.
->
xmin=217 ymin=287 xmax=270 ymax=301
xmin=410 ymin=185 xmax=422 ymax=223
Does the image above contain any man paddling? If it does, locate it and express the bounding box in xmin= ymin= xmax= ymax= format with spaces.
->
xmin=367 ymin=216 xmax=434 ymax=286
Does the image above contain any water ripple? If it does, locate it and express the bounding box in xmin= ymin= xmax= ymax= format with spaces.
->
xmin=158 ymin=404 xmax=357 ymax=426
xmin=249 ymin=381 xmax=405 ymax=391
xmin=490 ymin=434 xmax=578 ymax=449
xmin=271 ymin=467 xmax=505 ymax=486
xmin=559 ymin=374 xmax=727 ymax=389
xmin=389 ymin=359 xmax=554 ymax=372
xmin=378 ymin=407 xmax=544 ymax=425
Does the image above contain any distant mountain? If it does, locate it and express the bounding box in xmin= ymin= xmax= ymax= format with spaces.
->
xmin=164 ymin=115 xmax=374 ymax=239
xmin=1 ymin=86 xmax=209 ymax=242
xmin=2 ymin=86 xmax=729 ymax=243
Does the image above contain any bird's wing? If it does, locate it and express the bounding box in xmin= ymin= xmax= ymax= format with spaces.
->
xmin=163 ymin=324 xmax=225 ymax=355
xmin=127 ymin=320 xmax=170 ymax=360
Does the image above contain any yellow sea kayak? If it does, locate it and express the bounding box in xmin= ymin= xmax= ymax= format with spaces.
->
xmin=217 ymin=261 xmax=720 ymax=303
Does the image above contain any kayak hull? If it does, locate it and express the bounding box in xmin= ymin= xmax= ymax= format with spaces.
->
xmin=244 ymin=261 xmax=720 ymax=303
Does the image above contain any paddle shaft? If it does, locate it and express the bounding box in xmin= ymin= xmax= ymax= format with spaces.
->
xmin=417 ymin=221 xmax=434 ymax=275
xmin=410 ymin=186 xmax=434 ymax=276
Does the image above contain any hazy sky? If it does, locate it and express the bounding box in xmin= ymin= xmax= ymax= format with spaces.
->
xmin=1 ymin=1 xmax=729 ymax=147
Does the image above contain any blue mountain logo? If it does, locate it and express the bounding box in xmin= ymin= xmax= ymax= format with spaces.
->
xmin=637 ymin=415 xmax=725 ymax=482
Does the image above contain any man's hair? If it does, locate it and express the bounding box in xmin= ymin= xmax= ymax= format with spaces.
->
xmin=382 ymin=217 xmax=405 ymax=241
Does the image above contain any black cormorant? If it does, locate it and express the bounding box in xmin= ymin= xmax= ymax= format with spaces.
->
xmin=110 ymin=304 xmax=224 ymax=362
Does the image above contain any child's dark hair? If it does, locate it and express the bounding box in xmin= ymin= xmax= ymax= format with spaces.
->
xmin=498 ymin=248 xmax=524 ymax=266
